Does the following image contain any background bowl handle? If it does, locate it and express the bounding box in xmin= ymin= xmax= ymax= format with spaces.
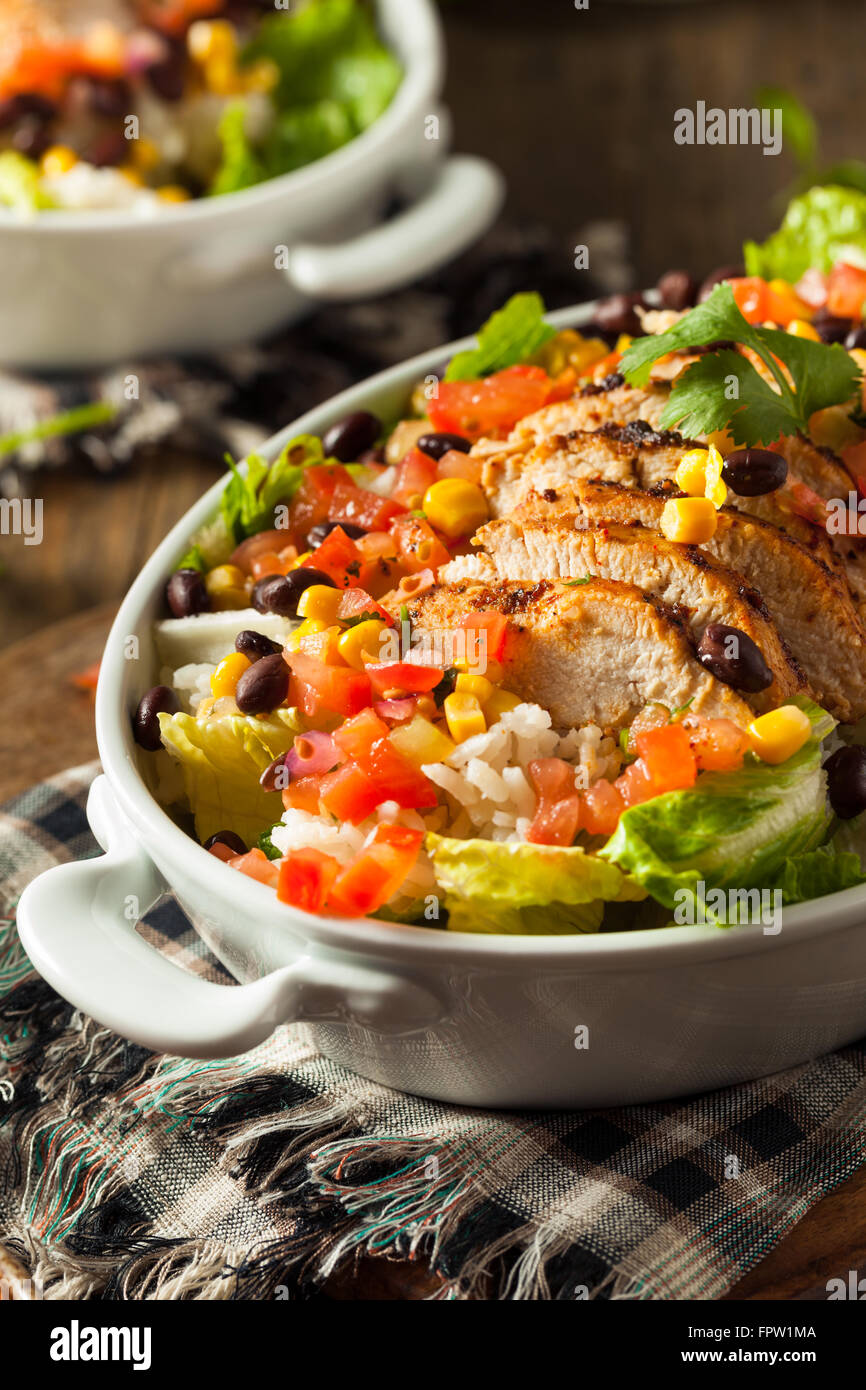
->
xmin=284 ymin=154 xmax=505 ymax=300
xmin=15 ymin=776 xmax=444 ymax=1060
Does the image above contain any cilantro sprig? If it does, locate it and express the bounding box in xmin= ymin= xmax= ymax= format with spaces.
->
xmin=445 ymin=292 xmax=555 ymax=382
xmin=619 ymin=283 xmax=861 ymax=446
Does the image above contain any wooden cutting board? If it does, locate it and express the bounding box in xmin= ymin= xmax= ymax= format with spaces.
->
xmin=1 ymin=603 xmax=864 ymax=1300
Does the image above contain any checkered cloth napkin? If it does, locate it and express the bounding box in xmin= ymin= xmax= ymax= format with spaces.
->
xmin=3 ymin=764 xmax=866 ymax=1301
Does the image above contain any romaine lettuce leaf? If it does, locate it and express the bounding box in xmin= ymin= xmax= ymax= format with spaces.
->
xmin=210 ymin=101 xmax=267 ymax=197
xmin=220 ymin=434 xmax=329 ymax=544
xmin=600 ymin=698 xmax=836 ymax=918
xmin=0 ymin=151 xmax=54 ymax=213
xmin=427 ymin=834 xmax=645 ymax=935
xmin=744 ymin=185 xmax=866 ymax=282
xmin=158 ymin=707 xmax=302 ymax=845
xmin=773 ymin=845 xmax=866 ymax=904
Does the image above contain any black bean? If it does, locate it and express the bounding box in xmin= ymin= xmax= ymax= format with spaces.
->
xmin=593 ymin=292 xmax=647 ymax=337
xmin=322 ymin=411 xmax=381 ymax=463
xmin=722 ymin=448 xmax=788 ymax=497
xmin=252 ymin=568 xmax=336 ymax=618
xmin=846 ymin=325 xmax=866 ymax=350
xmin=147 ymin=53 xmax=187 ymax=102
xmin=358 ymin=446 xmax=386 ymax=465
xmin=203 ymin=829 xmax=248 ymax=855
xmin=824 ymin=746 xmax=866 ymax=820
xmin=166 ymin=568 xmax=210 ymax=618
xmin=656 ymin=269 xmax=698 ymax=312
xmin=11 ymin=119 xmax=51 ymax=159
xmin=235 ymin=653 xmax=289 ymax=715
xmin=133 ymin=684 xmax=180 ymax=751
xmin=812 ymin=309 xmax=852 ymax=344
xmin=697 ymin=624 xmax=774 ymax=693
xmin=235 ymin=629 xmax=282 ymax=662
xmin=260 ymin=754 xmax=290 ymax=792
xmin=87 ymin=78 xmax=132 ymax=119
xmin=87 ymin=131 xmax=129 ymax=168
xmin=416 ymin=432 xmax=472 ymax=460
xmin=305 ymin=520 xmax=367 ymax=550
xmin=0 ymin=93 xmax=56 ymax=129
xmin=697 ymin=264 xmax=745 ymax=303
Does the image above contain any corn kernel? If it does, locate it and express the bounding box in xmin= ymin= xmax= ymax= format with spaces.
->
xmin=787 ymin=317 xmax=820 ymax=341
xmin=614 ymin=334 xmax=633 ymax=354
xmin=300 ymin=624 xmax=342 ymax=664
xmin=242 ymin=57 xmax=281 ymax=94
xmin=660 ymin=496 xmax=718 ymax=544
xmin=703 ymin=443 xmax=728 ymax=509
xmin=675 ymin=448 xmax=710 ymax=497
xmin=210 ymin=651 xmax=250 ymax=698
xmin=850 ymin=348 xmax=866 ymax=373
xmin=455 ymin=672 xmax=494 ymax=705
xmin=290 ymin=551 xmax=312 ymax=569
xmin=443 ymin=691 xmax=486 ymax=742
xmin=119 ymin=166 xmax=144 ymax=186
xmin=484 ymin=688 xmax=522 ymax=723
xmin=204 ymin=563 xmax=248 ymax=610
xmin=130 ymin=137 xmax=161 ymax=173
xmin=286 ymin=617 xmax=326 ymax=652
xmin=40 ymin=145 xmax=78 ymax=177
xmin=337 ymin=619 xmax=388 ymax=671
xmin=188 ymin=19 xmax=237 ymax=64
xmin=747 ymin=705 xmax=811 ymax=764
xmin=296 ymin=584 xmax=343 ymax=623
xmin=158 ymin=185 xmax=191 ymax=203
xmin=203 ymin=56 xmax=242 ymax=96
xmin=422 ymin=478 xmax=488 ymax=539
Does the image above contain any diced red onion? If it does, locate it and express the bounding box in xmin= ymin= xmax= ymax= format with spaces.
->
xmin=374 ymin=697 xmax=417 ymax=724
xmin=286 ymin=730 xmax=337 ymax=777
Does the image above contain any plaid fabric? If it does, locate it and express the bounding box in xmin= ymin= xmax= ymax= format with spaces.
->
xmin=2 ymin=763 xmax=866 ymax=1301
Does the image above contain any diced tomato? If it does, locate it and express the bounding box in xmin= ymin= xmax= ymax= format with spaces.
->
xmin=428 ymin=365 xmax=556 ymax=441
xmin=728 ymin=276 xmax=770 ymax=324
xmin=546 ymin=368 xmax=579 ymax=403
xmin=319 ymin=761 xmax=382 ymax=824
xmin=365 ymin=739 xmax=438 ymax=810
xmin=277 ymin=849 xmax=341 ymax=913
xmin=787 ymin=482 xmax=829 ymax=526
xmin=288 ymin=651 xmax=372 ymax=719
xmin=207 ymin=842 xmax=238 ymax=864
xmin=827 ymin=262 xmax=866 ymax=319
xmin=281 ymin=775 xmax=322 ymax=815
xmin=581 ymin=779 xmax=626 ymax=837
xmin=328 ymin=479 xmax=405 ymax=533
xmin=230 ymin=529 xmax=291 ymax=575
xmin=288 ymin=465 xmax=351 ymax=542
xmin=458 ymin=610 xmax=508 ymax=664
xmin=527 ymin=794 xmax=581 ymax=847
xmin=336 ymin=588 xmax=393 ymax=624
xmin=632 ymin=724 xmax=698 ymax=795
xmin=615 ymin=760 xmax=655 ymax=808
xmin=333 ymin=708 xmax=391 ymax=760
xmin=764 ymin=280 xmax=810 ymax=326
xmin=436 ymin=450 xmax=484 ymax=485
xmin=367 ymin=662 xmax=444 ymax=696
xmin=307 ymin=525 xmax=364 ymax=587
xmin=528 ymin=758 xmax=576 ymax=803
xmin=392 ymin=448 xmax=439 ymax=507
xmin=394 ymin=567 xmax=437 ymax=601
xmin=390 ymin=514 xmax=452 ymax=574
xmin=355 ymin=530 xmax=399 ymax=562
xmin=250 ymin=551 xmax=287 ymax=580
xmin=228 ymin=849 xmax=280 ymax=888
xmin=683 ymin=717 xmax=748 ymax=772
xmin=796 ymin=268 xmax=829 ymax=309
xmin=591 ymin=351 xmax=623 ymax=381
xmin=328 ymin=824 xmax=425 ymax=916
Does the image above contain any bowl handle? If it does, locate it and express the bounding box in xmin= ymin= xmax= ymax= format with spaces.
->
xmin=15 ymin=776 xmax=444 ymax=1059
xmin=284 ymin=154 xmax=505 ymax=300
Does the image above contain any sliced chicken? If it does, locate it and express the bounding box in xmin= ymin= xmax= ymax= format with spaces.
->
xmin=399 ymin=579 xmax=756 ymax=732
xmin=443 ymin=518 xmax=803 ymax=714
xmin=526 ymin=480 xmax=866 ymax=723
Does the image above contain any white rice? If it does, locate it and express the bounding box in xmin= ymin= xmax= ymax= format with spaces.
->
xmin=166 ymin=661 xmax=216 ymax=714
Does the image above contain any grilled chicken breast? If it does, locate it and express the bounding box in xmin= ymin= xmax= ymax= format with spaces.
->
xmin=506 ymin=478 xmax=866 ymax=720
xmin=399 ymin=579 xmax=756 ymax=732
xmin=443 ymin=519 xmax=803 ymax=714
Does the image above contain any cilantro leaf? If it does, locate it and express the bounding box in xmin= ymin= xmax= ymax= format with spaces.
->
xmin=445 ymin=293 xmax=556 ymax=382
xmin=621 ymin=283 xmax=861 ymax=446
xmin=221 ymin=434 xmax=333 ymax=543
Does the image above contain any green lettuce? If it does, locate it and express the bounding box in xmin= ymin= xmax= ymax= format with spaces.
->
xmin=773 ymin=845 xmax=866 ymax=904
xmin=744 ymin=185 xmax=866 ymax=283
xmin=210 ymin=102 xmax=267 ymax=198
xmin=427 ymin=834 xmax=646 ymax=936
xmin=445 ymin=293 xmax=556 ymax=382
xmin=220 ymin=434 xmax=331 ymax=544
xmin=158 ymin=708 xmax=302 ymax=845
xmin=0 ymin=151 xmax=54 ymax=213
xmin=600 ymin=699 xmax=835 ymax=918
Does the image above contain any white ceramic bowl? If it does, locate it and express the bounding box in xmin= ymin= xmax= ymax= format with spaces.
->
xmin=18 ymin=302 xmax=866 ymax=1108
xmin=0 ymin=0 xmax=503 ymax=370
